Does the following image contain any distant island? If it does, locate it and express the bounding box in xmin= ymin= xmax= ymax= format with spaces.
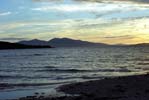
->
xmin=18 ymin=38 xmax=149 ymax=47
xmin=0 ymin=41 xmax=52 ymax=50
xmin=18 ymin=38 xmax=108 ymax=47
xmin=0 ymin=38 xmax=148 ymax=50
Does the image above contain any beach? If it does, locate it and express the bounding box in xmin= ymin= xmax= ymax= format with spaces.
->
xmin=14 ymin=73 xmax=149 ymax=100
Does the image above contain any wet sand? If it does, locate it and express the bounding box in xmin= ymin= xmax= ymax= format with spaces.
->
xmin=11 ymin=73 xmax=149 ymax=100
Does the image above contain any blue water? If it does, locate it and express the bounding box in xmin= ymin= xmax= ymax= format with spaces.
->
xmin=0 ymin=47 xmax=149 ymax=99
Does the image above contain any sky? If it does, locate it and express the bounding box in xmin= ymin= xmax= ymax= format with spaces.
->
xmin=0 ymin=0 xmax=149 ymax=44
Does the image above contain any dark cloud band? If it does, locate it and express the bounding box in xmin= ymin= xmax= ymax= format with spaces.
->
xmin=0 ymin=38 xmax=28 ymax=41
xmin=75 ymin=0 xmax=149 ymax=4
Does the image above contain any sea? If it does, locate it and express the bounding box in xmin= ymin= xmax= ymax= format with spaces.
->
xmin=0 ymin=47 xmax=149 ymax=100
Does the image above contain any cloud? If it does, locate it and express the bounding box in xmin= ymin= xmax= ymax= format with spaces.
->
xmin=0 ymin=12 xmax=11 ymax=16
xmin=103 ymin=35 xmax=135 ymax=39
xmin=32 ymin=0 xmax=149 ymax=4
xmin=31 ymin=1 xmax=148 ymax=20
xmin=0 ymin=37 xmax=28 ymax=41
xmin=32 ymin=0 xmax=63 ymax=2
xmin=32 ymin=3 xmax=108 ymax=12
xmin=32 ymin=2 xmax=147 ymax=13
xmin=75 ymin=0 xmax=149 ymax=4
xmin=0 ymin=16 xmax=148 ymax=44
xmin=121 ymin=0 xmax=149 ymax=3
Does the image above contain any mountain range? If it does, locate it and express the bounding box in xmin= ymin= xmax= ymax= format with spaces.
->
xmin=0 ymin=38 xmax=148 ymax=50
xmin=17 ymin=38 xmax=109 ymax=47
xmin=17 ymin=38 xmax=149 ymax=47
xmin=18 ymin=39 xmax=50 ymax=46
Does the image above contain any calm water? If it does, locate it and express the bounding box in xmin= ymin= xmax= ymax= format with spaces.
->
xmin=0 ymin=47 xmax=149 ymax=99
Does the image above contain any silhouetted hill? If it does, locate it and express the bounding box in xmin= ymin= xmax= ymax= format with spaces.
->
xmin=132 ymin=43 xmax=149 ymax=47
xmin=17 ymin=38 xmax=149 ymax=48
xmin=0 ymin=41 xmax=52 ymax=50
xmin=48 ymin=38 xmax=108 ymax=47
xmin=18 ymin=39 xmax=49 ymax=46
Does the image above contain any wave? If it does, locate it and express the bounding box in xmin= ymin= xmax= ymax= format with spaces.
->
xmin=133 ymin=58 xmax=149 ymax=61
xmin=0 ymin=66 xmax=57 ymax=72
xmin=0 ymin=82 xmax=68 ymax=89
xmin=137 ymin=62 xmax=149 ymax=65
xmin=0 ymin=75 xmax=53 ymax=79
xmin=36 ymin=68 xmax=131 ymax=73
xmin=44 ymin=66 xmax=57 ymax=69
xmin=98 ymin=68 xmax=131 ymax=72
xmin=0 ymin=75 xmax=21 ymax=79
xmin=36 ymin=69 xmax=98 ymax=73
xmin=2 ymin=54 xmax=45 ymax=58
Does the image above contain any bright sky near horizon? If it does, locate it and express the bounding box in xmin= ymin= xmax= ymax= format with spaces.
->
xmin=0 ymin=0 xmax=149 ymax=44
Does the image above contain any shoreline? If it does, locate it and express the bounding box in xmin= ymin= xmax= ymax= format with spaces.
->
xmin=12 ymin=73 xmax=149 ymax=100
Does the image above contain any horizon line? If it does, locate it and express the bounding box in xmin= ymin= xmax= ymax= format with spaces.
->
xmin=0 ymin=37 xmax=149 ymax=45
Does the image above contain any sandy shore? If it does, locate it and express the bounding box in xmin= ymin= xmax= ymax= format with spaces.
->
xmin=12 ymin=74 xmax=149 ymax=100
